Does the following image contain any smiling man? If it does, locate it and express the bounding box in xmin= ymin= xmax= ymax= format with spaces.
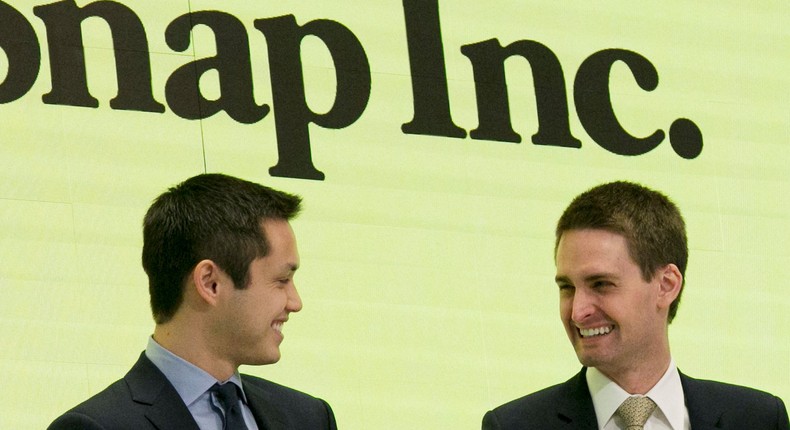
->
xmin=49 ymin=173 xmax=336 ymax=430
xmin=482 ymin=181 xmax=788 ymax=430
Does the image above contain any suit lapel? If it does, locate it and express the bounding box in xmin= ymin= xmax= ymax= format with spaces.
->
xmin=680 ymin=372 xmax=723 ymax=429
xmin=243 ymin=377 xmax=289 ymax=430
xmin=124 ymin=353 xmax=201 ymax=430
xmin=555 ymin=368 xmax=599 ymax=429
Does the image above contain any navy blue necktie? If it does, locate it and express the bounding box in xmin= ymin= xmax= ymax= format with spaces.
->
xmin=210 ymin=383 xmax=249 ymax=430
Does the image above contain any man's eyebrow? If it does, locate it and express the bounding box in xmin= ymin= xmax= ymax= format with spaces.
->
xmin=554 ymin=273 xmax=615 ymax=284
xmin=274 ymin=263 xmax=299 ymax=276
xmin=584 ymin=273 xmax=615 ymax=283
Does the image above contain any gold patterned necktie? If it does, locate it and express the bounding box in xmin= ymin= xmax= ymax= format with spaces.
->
xmin=615 ymin=396 xmax=657 ymax=430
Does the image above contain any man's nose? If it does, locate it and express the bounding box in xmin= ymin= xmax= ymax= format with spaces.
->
xmin=571 ymin=288 xmax=595 ymax=323
xmin=287 ymin=282 xmax=303 ymax=313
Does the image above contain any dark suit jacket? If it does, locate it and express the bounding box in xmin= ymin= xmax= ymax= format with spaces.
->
xmin=48 ymin=352 xmax=337 ymax=430
xmin=482 ymin=367 xmax=789 ymax=429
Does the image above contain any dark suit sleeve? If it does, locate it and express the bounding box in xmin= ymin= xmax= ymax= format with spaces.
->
xmin=481 ymin=410 xmax=501 ymax=430
xmin=322 ymin=399 xmax=338 ymax=430
xmin=48 ymin=412 xmax=106 ymax=430
xmin=775 ymin=395 xmax=789 ymax=430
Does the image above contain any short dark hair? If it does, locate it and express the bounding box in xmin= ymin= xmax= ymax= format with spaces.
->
xmin=555 ymin=181 xmax=687 ymax=323
xmin=142 ymin=173 xmax=302 ymax=324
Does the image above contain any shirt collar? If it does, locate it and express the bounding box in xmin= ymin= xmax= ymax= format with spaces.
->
xmin=145 ymin=336 xmax=249 ymax=406
xmin=586 ymin=358 xmax=687 ymax=430
xmin=645 ymin=359 xmax=687 ymax=430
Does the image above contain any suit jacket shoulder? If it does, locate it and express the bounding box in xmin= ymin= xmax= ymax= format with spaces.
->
xmin=681 ymin=373 xmax=789 ymax=430
xmin=241 ymin=373 xmax=337 ymax=430
xmin=48 ymin=353 xmax=337 ymax=430
xmin=47 ymin=352 xmax=197 ymax=430
xmin=482 ymin=368 xmax=788 ymax=430
xmin=482 ymin=369 xmax=597 ymax=430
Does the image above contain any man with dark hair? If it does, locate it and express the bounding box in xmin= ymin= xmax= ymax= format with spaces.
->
xmin=50 ymin=173 xmax=336 ymax=430
xmin=482 ymin=181 xmax=788 ymax=429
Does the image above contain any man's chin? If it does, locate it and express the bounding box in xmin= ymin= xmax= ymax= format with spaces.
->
xmin=244 ymin=350 xmax=281 ymax=366
xmin=574 ymin=348 xmax=604 ymax=368
xmin=262 ymin=353 xmax=281 ymax=365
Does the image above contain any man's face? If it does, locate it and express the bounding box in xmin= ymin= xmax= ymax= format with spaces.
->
xmin=220 ymin=219 xmax=302 ymax=366
xmin=555 ymin=229 xmax=668 ymax=378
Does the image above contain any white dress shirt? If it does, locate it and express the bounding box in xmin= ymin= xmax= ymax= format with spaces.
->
xmin=586 ymin=358 xmax=691 ymax=430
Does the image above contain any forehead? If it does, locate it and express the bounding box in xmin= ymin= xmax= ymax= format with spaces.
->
xmin=259 ymin=218 xmax=299 ymax=263
xmin=261 ymin=218 xmax=295 ymax=241
xmin=555 ymin=229 xmax=635 ymax=272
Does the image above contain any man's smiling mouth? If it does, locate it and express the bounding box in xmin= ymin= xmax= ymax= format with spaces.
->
xmin=578 ymin=325 xmax=613 ymax=338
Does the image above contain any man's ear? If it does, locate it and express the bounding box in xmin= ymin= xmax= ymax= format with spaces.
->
xmin=191 ymin=259 xmax=225 ymax=306
xmin=656 ymin=263 xmax=683 ymax=309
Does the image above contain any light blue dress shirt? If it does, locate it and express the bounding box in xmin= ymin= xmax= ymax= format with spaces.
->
xmin=145 ymin=337 xmax=259 ymax=430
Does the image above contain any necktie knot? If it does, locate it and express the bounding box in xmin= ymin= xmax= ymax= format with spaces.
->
xmin=210 ymin=383 xmax=248 ymax=430
xmin=615 ymin=396 xmax=657 ymax=430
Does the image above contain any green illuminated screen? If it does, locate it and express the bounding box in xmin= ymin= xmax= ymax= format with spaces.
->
xmin=0 ymin=1 xmax=787 ymax=428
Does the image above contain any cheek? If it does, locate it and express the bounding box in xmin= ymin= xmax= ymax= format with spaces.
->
xmin=262 ymin=292 xmax=287 ymax=316
xmin=559 ymin=297 xmax=572 ymax=318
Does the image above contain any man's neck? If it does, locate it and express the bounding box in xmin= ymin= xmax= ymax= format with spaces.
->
xmin=153 ymin=323 xmax=237 ymax=381
xmin=596 ymin=353 xmax=672 ymax=394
